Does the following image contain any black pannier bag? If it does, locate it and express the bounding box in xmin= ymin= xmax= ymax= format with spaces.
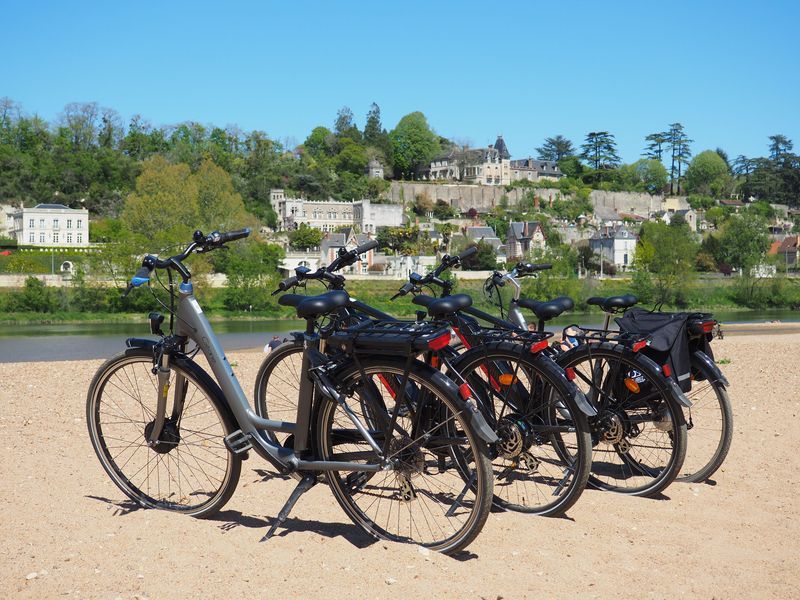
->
xmin=616 ymin=308 xmax=692 ymax=392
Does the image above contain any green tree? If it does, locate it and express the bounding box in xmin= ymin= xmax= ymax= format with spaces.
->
xmin=213 ymin=239 xmax=284 ymax=310
xmin=619 ymin=159 xmax=668 ymax=194
xmin=580 ymin=131 xmax=620 ymax=170
xmin=635 ymin=221 xmax=698 ymax=305
xmin=536 ymin=135 xmax=574 ymax=161
xmin=287 ymin=223 xmax=323 ymax=249
xmin=718 ymin=214 xmax=770 ymax=272
xmin=768 ymin=134 xmax=793 ymax=161
xmin=389 ymin=112 xmax=440 ymax=178
xmin=643 ymin=131 xmax=669 ymax=161
xmin=686 ymin=150 xmax=730 ymax=197
xmin=666 ymin=123 xmax=692 ymax=194
xmin=461 ymin=240 xmax=497 ymax=270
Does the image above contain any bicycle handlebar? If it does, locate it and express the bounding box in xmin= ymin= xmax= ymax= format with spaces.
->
xmin=123 ymin=227 xmax=250 ymax=296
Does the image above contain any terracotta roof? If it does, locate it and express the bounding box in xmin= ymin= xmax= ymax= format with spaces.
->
xmin=768 ymin=241 xmax=783 ymax=255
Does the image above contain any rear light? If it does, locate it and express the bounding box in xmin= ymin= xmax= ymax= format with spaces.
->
xmin=428 ymin=332 xmax=451 ymax=351
xmin=632 ymin=339 xmax=648 ymax=353
xmin=530 ymin=340 xmax=549 ymax=354
xmin=430 ymin=355 xmax=440 ymax=368
xmin=458 ymin=383 xmax=471 ymax=400
xmin=701 ymin=320 xmax=715 ymax=333
xmin=565 ymin=367 xmax=576 ymax=381
xmin=662 ymin=363 xmax=672 ymax=378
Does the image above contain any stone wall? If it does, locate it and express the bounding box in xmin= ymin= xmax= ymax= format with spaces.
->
xmin=387 ymin=182 xmax=690 ymax=218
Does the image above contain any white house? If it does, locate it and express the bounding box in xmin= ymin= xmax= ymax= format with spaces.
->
xmin=589 ymin=226 xmax=637 ymax=269
xmin=11 ymin=203 xmax=90 ymax=248
xmin=270 ymin=189 xmax=402 ymax=233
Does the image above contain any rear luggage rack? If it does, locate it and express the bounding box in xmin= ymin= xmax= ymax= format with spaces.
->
xmin=563 ymin=325 xmax=650 ymax=349
xmin=327 ymin=320 xmax=453 ymax=355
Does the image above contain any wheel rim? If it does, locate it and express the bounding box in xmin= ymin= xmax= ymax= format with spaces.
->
xmin=320 ymin=365 xmax=486 ymax=550
xmin=461 ymin=354 xmax=585 ymax=513
xmin=89 ymin=356 xmax=234 ymax=513
xmin=565 ymin=352 xmax=681 ymax=494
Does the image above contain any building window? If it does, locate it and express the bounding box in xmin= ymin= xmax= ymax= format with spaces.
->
xmin=40 ymin=232 xmax=45 ymax=242
xmin=67 ymin=219 xmax=72 ymax=229
xmin=77 ymin=219 xmax=82 ymax=229
xmin=77 ymin=233 xmax=83 ymax=244
xmin=53 ymin=233 xmax=59 ymax=243
xmin=40 ymin=218 xmax=45 ymax=228
xmin=53 ymin=219 xmax=59 ymax=229
xmin=29 ymin=233 xmax=34 ymax=242
xmin=67 ymin=233 xmax=72 ymax=244
xmin=29 ymin=218 xmax=34 ymax=228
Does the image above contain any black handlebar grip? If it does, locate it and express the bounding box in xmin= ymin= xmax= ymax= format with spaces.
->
xmin=459 ymin=246 xmax=478 ymax=261
xmin=278 ymin=276 xmax=298 ymax=291
xmin=217 ymin=228 xmax=251 ymax=244
xmin=355 ymin=239 xmax=379 ymax=254
xmin=533 ymin=263 xmax=553 ymax=271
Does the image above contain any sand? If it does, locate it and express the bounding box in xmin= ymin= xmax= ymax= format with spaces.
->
xmin=1 ymin=330 xmax=799 ymax=599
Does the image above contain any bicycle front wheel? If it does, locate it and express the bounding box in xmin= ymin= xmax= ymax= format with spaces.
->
xmin=87 ymin=348 xmax=241 ymax=518
xmin=315 ymin=357 xmax=493 ymax=555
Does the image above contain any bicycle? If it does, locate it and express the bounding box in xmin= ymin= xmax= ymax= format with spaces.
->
xmin=614 ymin=304 xmax=732 ymax=483
xmin=86 ymin=229 xmax=495 ymax=554
xmin=415 ymin=263 xmax=691 ymax=498
xmin=257 ymin=249 xmax=596 ymax=517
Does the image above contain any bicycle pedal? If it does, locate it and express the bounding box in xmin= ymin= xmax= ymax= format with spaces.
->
xmin=224 ymin=430 xmax=253 ymax=455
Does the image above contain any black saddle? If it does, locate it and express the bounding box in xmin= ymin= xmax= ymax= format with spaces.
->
xmin=278 ymin=290 xmax=349 ymax=319
xmin=412 ymin=293 xmax=472 ymax=318
xmin=586 ymin=294 xmax=638 ymax=313
xmin=517 ymin=296 xmax=574 ymax=321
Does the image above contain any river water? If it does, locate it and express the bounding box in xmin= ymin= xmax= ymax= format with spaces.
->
xmin=0 ymin=309 xmax=797 ymax=363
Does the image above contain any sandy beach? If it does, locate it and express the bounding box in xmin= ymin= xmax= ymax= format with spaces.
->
xmin=1 ymin=329 xmax=799 ymax=599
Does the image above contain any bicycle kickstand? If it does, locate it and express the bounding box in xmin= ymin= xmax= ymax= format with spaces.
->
xmin=260 ymin=474 xmax=318 ymax=542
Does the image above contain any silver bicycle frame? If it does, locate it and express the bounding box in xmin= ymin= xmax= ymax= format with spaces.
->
xmin=165 ymin=281 xmax=385 ymax=473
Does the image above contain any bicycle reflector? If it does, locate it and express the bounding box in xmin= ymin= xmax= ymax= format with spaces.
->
xmin=662 ymin=363 xmax=672 ymax=378
xmin=631 ymin=339 xmax=648 ymax=352
xmin=428 ymin=332 xmax=451 ymax=351
xmin=459 ymin=383 xmax=471 ymax=400
xmin=529 ymin=340 xmax=549 ymax=354
xmin=498 ymin=374 xmax=517 ymax=386
xmin=565 ymin=367 xmax=576 ymax=381
xmin=624 ymin=377 xmax=641 ymax=393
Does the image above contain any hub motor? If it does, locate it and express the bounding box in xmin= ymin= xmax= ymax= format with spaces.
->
xmin=143 ymin=419 xmax=181 ymax=454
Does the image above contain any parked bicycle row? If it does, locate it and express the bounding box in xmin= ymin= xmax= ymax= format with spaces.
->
xmin=87 ymin=227 xmax=731 ymax=555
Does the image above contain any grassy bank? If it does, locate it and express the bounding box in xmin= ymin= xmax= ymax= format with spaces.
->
xmin=1 ymin=275 xmax=797 ymax=325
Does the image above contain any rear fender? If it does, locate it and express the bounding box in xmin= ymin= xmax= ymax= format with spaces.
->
xmin=534 ymin=352 xmax=598 ymax=417
xmin=692 ymin=350 xmax=729 ymax=387
xmin=635 ymin=351 xmax=693 ymax=408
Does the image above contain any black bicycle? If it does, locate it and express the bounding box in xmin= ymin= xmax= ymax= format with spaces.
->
xmin=256 ymin=248 xmax=595 ymax=517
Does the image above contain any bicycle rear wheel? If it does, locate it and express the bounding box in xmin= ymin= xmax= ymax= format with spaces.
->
xmin=87 ymin=348 xmax=241 ymax=518
xmin=450 ymin=342 xmax=592 ymax=516
xmin=556 ymin=343 xmax=687 ymax=497
xmin=315 ymin=357 xmax=493 ymax=555
xmin=676 ymin=352 xmax=733 ymax=482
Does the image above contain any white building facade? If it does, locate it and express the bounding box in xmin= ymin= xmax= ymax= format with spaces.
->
xmin=11 ymin=203 xmax=90 ymax=248
xmin=270 ymin=190 xmax=402 ymax=233
xmin=589 ymin=226 xmax=637 ymax=269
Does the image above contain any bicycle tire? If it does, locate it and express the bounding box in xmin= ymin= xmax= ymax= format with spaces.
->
xmin=253 ymin=338 xmax=305 ymax=448
xmin=555 ymin=343 xmax=687 ymax=497
xmin=450 ymin=341 xmax=592 ymax=516
xmin=315 ymin=357 xmax=493 ymax=555
xmin=675 ymin=353 xmax=733 ymax=482
xmin=87 ymin=347 xmax=241 ymax=518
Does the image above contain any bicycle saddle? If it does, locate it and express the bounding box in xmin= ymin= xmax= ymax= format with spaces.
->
xmin=412 ymin=294 xmax=472 ymax=318
xmin=586 ymin=294 xmax=638 ymax=312
xmin=278 ymin=290 xmax=350 ymax=318
xmin=517 ymin=296 xmax=574 ymax=321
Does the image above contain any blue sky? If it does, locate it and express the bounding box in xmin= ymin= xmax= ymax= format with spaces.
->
xmin=2 ymin=0 xmax=798 ymax=162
